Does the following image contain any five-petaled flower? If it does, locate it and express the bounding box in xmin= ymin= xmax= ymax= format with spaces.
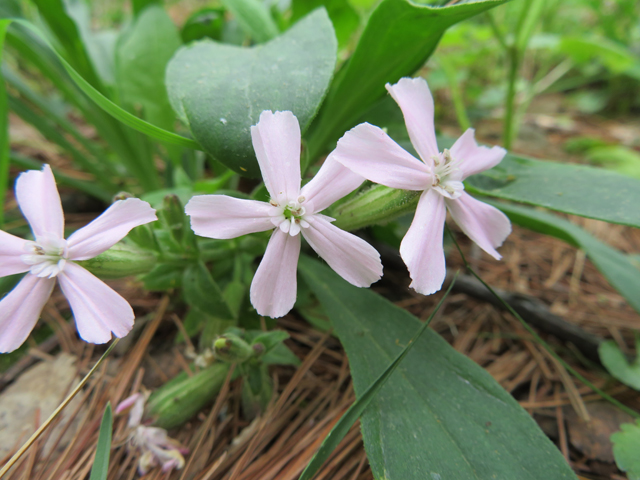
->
xmin=186 ymin=110 xmax=383 ymax=318
xmin=115 ymin=393 xmax=188 ymax=475
xmin=0 ymin=165 xmax=157 ymax=352
xmin=333 ymin=77 xmax=511 ymax=295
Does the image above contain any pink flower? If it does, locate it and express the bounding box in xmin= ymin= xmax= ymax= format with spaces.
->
xmin=332 ymin=77 xmax=511 ymax=295
xmin=186 ymin=110 xmax=383 ymax=318
xmin=0 ymin=165 xmax=157 ymax=352
xmin=116 ymin=393 xmax=188 ymax=475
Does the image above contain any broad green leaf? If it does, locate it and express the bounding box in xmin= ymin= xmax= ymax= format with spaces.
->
xmin=0 ymin=19 xmax=201 ymax=150
xmin=305 ymin=0 xmax=507 ymax=157
xmin=116 ymin=5 xmax=182 ymax=130
xmin=299 ymin=267 xmax=454 ymax=480
xmin=183 ymin=262 xmax=233 ymax=320
xmin=221 ymin=0 xmax=279 ymax=43
xmin=166 ymin=9 xmax=336 ymax=177
xmin=291 ymin=0 xmax=360 ymax=49
xmin=599 ymin=339 xmax=640 ymax=390
xmin=299 ymin=256 xmax=577 ymax=480
xmin=89 ymin=403 xmax=112 ymax=480
xmin=466 ymin=154 xmax=640 ymax=228
xmin=493 ymin=201 xmax=640 ymax=316
xmin=611 ymin=420 xmax=640 ymax=480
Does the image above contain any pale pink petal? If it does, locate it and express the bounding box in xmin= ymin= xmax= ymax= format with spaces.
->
xmin=185 ymin=195 xmax=274 ymax=239
xmin=15 ymin=164 xmax=64 ymax=239
xmin=0 ymin=274 xmax=55 ymax=353
xmin=450 ymin=129 xmax=507 ymax=180
xmin=0 ymin=230 xmax=30 ymax=277
xmin=250 ymin=111 xmax=301 ymax=201
xmin=399 ymin=189 xmax=447 ymax=295
xmin=249 ymin=229 xmax=300 ymax=318
xmin=300 ymin=157 xmax=364 ymax=214
xmin=386 ymin=77 xmax=439 ymax=161
xmin=333 ymin=123 xmax=431 ymax=190
xmin=446 ymin=193 xmax=511 ymax=260
xmin=302 ymin=216 xmax=382 ymax=287
xmin=58 ymin=263 xmax=134 ymax=344
xmin=115 ymin=393 xmax=142 ymax=414
xmin=66 ymin=198 xmax=157 ymax=261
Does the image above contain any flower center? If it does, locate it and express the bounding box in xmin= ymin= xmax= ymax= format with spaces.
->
xmin=21 ymin=235 xmax=68 ymax=278
xmin=269 ymin=195 xmax=312 ymax=236
xmin=430 ymin=148 xmax=464 ymax=199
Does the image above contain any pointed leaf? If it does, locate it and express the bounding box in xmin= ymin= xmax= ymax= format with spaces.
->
xmin=299 ymin=267 xmax=455 ymax=480
xmin=466 ymin=153 xmax=640 ymax=228
xmin=306 ymin=0 xmax=507 ymax=157
xmin=89 ymin=403 xmax=113 ymax=480
xmin=299 ymin=256 xmax=577 ymax=480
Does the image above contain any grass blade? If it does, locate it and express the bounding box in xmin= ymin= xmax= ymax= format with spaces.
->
xmin=298 ymin=273 xmax=458 ymax=480
xmin=0 ymin=340 xmax=119 ymax=477
xmin=2 ymin=18 xmax=201 ymax=150
xmin=90 ymin=403 xmax=113 ymax=480
xmin=0 ymin=20 xmax=11 ymax=225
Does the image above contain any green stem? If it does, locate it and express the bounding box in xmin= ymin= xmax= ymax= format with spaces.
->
xmin=503 ymin=46 xmax=520 ymax=151
xmin=438 ymin=56 xmax=471 ymax=132
xmin=446 ymin=227 xmax=640 ymax=419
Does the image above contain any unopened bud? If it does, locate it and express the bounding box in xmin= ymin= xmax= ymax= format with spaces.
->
xmin=213 ymin=333 xmax=253 ymax=363
xmin=113 ymin=191 xmax=134 ymax=201
xmin=76 ymin=243 xmax=157 ymax=279
xmin=332 ymin=185 xmax=420 ymax=232
xmin=147 ymin=363 xmax=230 ymax=429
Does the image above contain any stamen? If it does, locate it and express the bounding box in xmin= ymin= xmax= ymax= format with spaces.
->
xmin=21 ymin=237 xmax=69 ymax=278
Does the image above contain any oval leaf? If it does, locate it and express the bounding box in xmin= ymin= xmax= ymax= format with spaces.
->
xmin=166 ymin=8 xmax=337 ymax=177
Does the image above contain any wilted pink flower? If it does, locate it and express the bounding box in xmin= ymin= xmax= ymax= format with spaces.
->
xmin=116 ymin=393 xmax=188 ymax=475
xmin=333 ymin=77 xmax=511 ymax=295
xmin=186 ymin=110 xmax=383 ymax=318
xmin=0 ymin=165 xmax=157 ymax=352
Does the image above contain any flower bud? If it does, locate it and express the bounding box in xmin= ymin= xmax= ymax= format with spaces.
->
xmin=331 ymin=184 xmax=420 ymax=232
xmin=146 ymin=363 xmax=231 ymax=429
xmin=213 ymin=333 xmax=253 ymax=363
xmin=76 ymin=243 xmax=157 ymax=279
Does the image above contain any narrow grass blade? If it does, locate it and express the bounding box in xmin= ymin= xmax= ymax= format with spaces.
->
xmin=298 ymin=273 xmax=458 ymax=480
xmin=0 ymin=20 xmax=11 ymax=225
xmin=90 ymin=403 xmax=113 ymax=480
xmin=0 ymin=339 xmax=119 ymax=477
xmin=10 ymin=152 xmax=113 ymax=201
xmin=2 ymin=18 xmax=201 ymax=150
